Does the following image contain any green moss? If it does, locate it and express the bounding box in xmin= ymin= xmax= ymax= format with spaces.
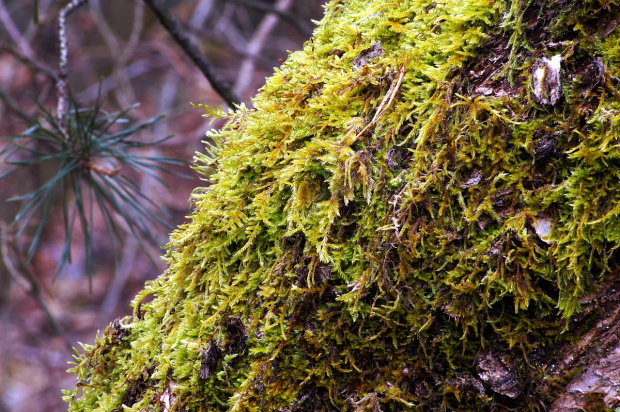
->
xmin=65 ymin=0 xmax=620 ymax=410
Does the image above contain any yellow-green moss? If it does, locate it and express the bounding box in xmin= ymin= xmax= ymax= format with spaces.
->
xmin=65 ymin=0 xmax=620 ymax=410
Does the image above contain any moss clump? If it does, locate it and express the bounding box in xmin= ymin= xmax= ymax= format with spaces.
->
xmin=65 ymin=0 xmax=620 ymax=410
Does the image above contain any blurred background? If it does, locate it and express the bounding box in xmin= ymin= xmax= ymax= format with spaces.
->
xmin=0 ymin=1 xmax=323 ymax=410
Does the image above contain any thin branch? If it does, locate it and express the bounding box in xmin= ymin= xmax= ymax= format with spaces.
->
xmin=189 ymin=0 xmax=215 ymax=30
xmin=89 ymin=0 xmax=121 ymax=53
xmin=0 ymin=2 xmax=36 ymax=59
xmin=0 ymin=90 xmax=33 ymax=122
xmin=57 ymin=0 xmax=88 ymax=129
xmin=0 ymin=222 xmax=73 ymax=352
xmin=89 ymin=0 xmax=144 ymax=108
xmin=229 ymin=0 xmax=314 ymax=37
xmin=214 ymin=4 xmax=251 ymax=57
xmin=0 ymin=41 xmax=58 ymax=81
xmin=185 ymin=25 xmax=283 ymax=70
xmin=76 ymin=59 xmax=154 ymax=102
xmin=116 ymin=0 xmax=145 ymax=108
xmin=120 ymin=1 xmax=145 ymax=67
xmin=353 ymin=60 xmax=406 ymax=142
xmin=100 ymin=235 xmax=139 ymax=323
xmin=233 ymin=0 xmax=293 ymax=99
xmin=143 ymin=0 xmax=241 ymax=108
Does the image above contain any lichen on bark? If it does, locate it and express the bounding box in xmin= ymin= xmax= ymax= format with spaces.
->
xmin=64 ymin=0 xmax=620 ymax=410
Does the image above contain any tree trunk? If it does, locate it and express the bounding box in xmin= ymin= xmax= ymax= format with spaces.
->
xmin=64 ymin=0 xmax=620 ymax=410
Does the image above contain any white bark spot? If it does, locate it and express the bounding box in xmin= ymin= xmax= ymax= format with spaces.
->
xmin=460 ymin=170 xmax=482 ymax=189
xmin=532 ymin=216 xmax=553 ymax=244
xmin=533 ymin=55 xmax=562 ymax=106
xmin=551 ymin=344 xmax=620 ymax=410
xmin=160 ymin=382 xmax=177 ymax=411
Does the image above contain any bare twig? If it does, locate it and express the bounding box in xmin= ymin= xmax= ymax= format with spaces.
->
xmin=116 ymin=1 xmax=145 ymax=107
xmin=189 ymin=0 xmax=215 ymax=30
xmin=213 ymin=4 xmax=253 ymax=60
xmin=89 ymin=0 xmax=144 ymax=108
xmin=76 ymin=59 xmax=154 ymax=102
xmin=185 ymin=25 xmax=285 ymax=71
xmin=0 ymin=41 xmax=58 ymax=81
xmin=0 ymin=222 xmax=73 ymax=352
xmin=100 ymin=235 xmax=139 ymax=323
xmin=230 ymin=0 xmax=314 ymax=37
xmin=57 ymin=0 xmax=89 ymax=129
xmin=0 ymin=90 xmax=33 ymax=122
xmin=154 ymin=72 xmax=180 ymax=137
xmin=233 ymin=0 xmax=293 ymax=99
xmin=0 ymin=2 xmax=36 ymax=59
xmin=353 ymin=60 xmax=407 ymax=142
xmin=24 ymin=0 xmax=54 ymax=42
xmin=143 ymin=0 xmax=241 ymax=108
xmin=215 ymin=3 xmax=239 ymax=36
xmin=89 ymin=0 xmax=120 ymax=53
xmin=120 ymin=1 xmax=145 ymax=67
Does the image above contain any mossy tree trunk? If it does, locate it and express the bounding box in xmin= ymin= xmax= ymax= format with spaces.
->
xmin=65 ymin=0 xmax=620 ymax=410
